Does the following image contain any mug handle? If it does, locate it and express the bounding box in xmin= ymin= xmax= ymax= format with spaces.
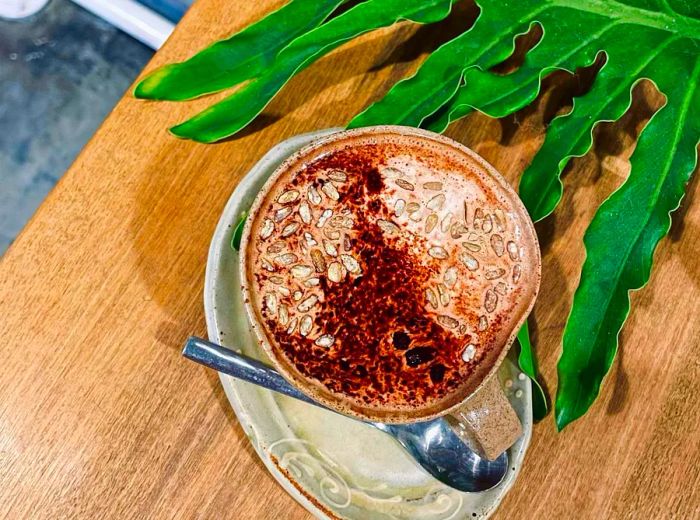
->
xmin=446 ymin=375 xmax=522 ymax=461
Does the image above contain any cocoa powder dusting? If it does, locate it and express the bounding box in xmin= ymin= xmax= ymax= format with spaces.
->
xmin=266 ymin=144 xmax=472 ymax=407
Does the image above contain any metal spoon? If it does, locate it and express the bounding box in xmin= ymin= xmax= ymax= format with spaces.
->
xmin=183 ymin=336 xmax=509 ymax=492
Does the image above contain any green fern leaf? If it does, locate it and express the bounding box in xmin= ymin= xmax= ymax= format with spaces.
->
xmin=134 ymin=0 xmax=346 ymax=101
xmin=170 ymin=0 xmax=459 ymax=143
xmin=556 ymin=42 xmax=699 ymax=429
xmin=517 ymin=323 xmax=548 ymax=421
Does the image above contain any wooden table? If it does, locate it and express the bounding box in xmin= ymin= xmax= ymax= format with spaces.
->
xmin=1 ymin=1 xmax=698 ymax=518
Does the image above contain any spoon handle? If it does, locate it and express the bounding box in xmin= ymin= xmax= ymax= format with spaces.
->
xmin=183 ymin=336 xmax=320 ymax=408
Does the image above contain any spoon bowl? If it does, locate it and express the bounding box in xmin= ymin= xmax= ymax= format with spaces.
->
xmin=376 ymin=421 xmax=508 ymax=492
xmin=183 ymin=336 xmax=508 ymax=492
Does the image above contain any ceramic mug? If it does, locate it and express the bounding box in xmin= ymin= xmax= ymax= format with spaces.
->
xmin=239 ymin=126 xmax=541 ymax=460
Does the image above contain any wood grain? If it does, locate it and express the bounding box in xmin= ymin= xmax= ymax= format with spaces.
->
xmin=1 ymin=1 xmax=698 ymax=518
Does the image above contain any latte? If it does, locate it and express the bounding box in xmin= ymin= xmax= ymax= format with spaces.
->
xmin=241 ymin=126 xmax=540 ymax=423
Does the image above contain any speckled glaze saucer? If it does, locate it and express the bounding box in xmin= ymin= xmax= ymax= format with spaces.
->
xmin=204 ymin=128 xmax=532 ymax=520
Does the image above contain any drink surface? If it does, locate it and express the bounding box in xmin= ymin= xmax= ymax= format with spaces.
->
xmin=244 ymin=128 xmax=539 ymax=421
